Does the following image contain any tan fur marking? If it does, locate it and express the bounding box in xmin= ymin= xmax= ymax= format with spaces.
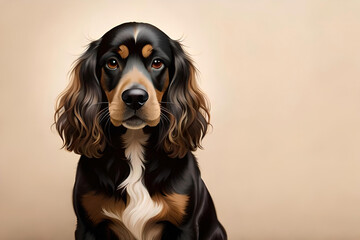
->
xmin=155 ymin=70 xmax=169 ymax=102
xmin=105 ymin=88 xmax=116 ymax=104
xmin=142 ymin=193 xmax=188 ymax=239
xmin=118 ymin=45 xmax=129 ymax=59
xmin=151 ymin=193 xmax=189 ymax=226
xmin=142 ymin=44 xmax=153 ymax=58
xmin=101 ymin=69 xmax=116 ymax=103
xmin=81 ymin=192 xmax=126 ymax=225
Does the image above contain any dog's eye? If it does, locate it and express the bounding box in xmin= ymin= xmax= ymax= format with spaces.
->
xmin=151 ymin=59 xmax=163 ymax=69
xmin=106 ymin=58 xmax=119 ymax=70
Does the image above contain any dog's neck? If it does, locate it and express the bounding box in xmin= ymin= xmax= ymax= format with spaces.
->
xmin=118 ymin=129 xmax=148 ymax=191
xmin=104 ymin=129 xmax=162 ymax=240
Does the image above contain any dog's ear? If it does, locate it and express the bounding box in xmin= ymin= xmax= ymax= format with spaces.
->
xmin=160 ymin=40 xmax=210 ymax=158
xmin=54 ymin=39 xmax=105 ymax=158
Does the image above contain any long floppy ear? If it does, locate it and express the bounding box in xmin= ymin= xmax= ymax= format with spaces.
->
xmin=54 ymin=39 xmax=105 ymax=158
xmin=161 ymin=40 xmax=210 ymax=158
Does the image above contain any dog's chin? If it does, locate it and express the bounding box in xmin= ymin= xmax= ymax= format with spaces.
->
xmin=110 ymin=116 xmax=160 ymax=129
xmin=122 ymin=116 xmax=147 ymax=130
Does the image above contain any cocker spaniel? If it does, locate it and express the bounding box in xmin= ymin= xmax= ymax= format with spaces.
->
xmin=55 ymin=22 xmax=226 ymax=240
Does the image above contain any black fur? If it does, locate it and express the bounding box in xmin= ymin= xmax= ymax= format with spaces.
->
xmin=73 ymin=126 xmax=226 ymax=239
xmin=57 ymin=22 xmax=227 ymax=239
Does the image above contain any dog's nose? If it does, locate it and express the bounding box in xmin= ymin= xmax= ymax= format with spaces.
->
xmin=121 ymin=88 xmax=149 ymax=110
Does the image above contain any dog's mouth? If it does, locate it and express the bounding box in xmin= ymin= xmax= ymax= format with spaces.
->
xmin=122 ymin=115 xmax=147 ymax=129
xmin=109 ymin=108 xmax=160 ymax=129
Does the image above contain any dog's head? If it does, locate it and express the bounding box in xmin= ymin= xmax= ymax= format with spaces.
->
xmin=55 ymin=22 xmax=210 ymax=158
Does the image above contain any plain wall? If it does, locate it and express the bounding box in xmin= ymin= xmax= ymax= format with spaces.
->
xmin=1 ymin=0 xmax=360 ymax=239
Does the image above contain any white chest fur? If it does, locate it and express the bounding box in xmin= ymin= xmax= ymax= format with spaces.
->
xmin=102 ymin=129 xmax=162 ymax=240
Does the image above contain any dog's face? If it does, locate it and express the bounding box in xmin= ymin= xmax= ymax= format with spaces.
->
xmin=97 ymin=24 xmax=172 ymax=129
xmin=55 ymin=22 xmax=210 ymax=158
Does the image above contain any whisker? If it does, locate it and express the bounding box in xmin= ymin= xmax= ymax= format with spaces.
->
xmin=98 ymin=109 xmax=110 ymax=123
xmin=100 ymin=113 xmax=110 ymax=124
xmin=105 ymin=117 xmax=113 ymax=143
xmin=88 ymin=102 xmax=109 ymax=108
xmin=97 ymin=107 xmax=108 ymax=114
xmin=159 ymin=101 xmax=174 ymax=104
xmin=97 ymin=107 xmax=108 ymax=117
xmin=160 ymin=106 xmax=174 ymax=117
xmin=160 ymin=117 xmax=170 ymax=123
xmin=160 ymin=106 xmax=174 ymax=124
xmin=160 ymin=112 xmax=170 ymax=123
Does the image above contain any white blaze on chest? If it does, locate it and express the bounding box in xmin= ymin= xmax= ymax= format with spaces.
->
xmin=103 ymin=129 xmax=162 ymax=240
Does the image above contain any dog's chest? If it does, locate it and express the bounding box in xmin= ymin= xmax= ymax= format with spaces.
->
xmin=81 ymin=129 xmax=189 ymax=239
xmin=104 ymin=129 xmax=162 ymax=240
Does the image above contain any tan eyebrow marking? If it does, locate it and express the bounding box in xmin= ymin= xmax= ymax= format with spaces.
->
xmin=142 ymin=44 xmax=153 ymax=58
xmin=118 ymin=45 xmax=129 ymax=59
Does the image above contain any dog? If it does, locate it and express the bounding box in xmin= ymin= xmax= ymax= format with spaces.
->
xmin=55 ymin=22 xmax=227 ymax=240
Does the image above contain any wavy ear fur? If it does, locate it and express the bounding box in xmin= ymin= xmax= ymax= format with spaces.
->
xmin=161 ymin=40 xmax=211 ymax=158
xmin=54 ymin=40 xmax=105 ymax=158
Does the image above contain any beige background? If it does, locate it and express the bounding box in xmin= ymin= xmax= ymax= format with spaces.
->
xmin=1 ymin=0 xmax=360 ymax=239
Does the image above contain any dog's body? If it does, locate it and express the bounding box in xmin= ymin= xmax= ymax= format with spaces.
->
xmin=55 ymin=22 xmax=226 ymax=240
